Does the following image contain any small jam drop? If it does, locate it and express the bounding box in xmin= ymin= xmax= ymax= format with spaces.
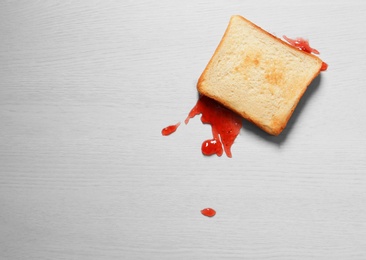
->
xmin=185 ymin=95 xmax=242 ymax=158
xmin=201 ymin=208 xmax=216 ymax=217
xmin=162 ymin=122 xmax=181 ymax=136
xmin=321 ymin=62 xmax=328 ymax=71
xmin=202 ymin=138 xmax=223 ymax=157
xmin=283 ymin=35 xmax=319 ymax=54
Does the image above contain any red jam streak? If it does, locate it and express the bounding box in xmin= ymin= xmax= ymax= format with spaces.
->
xmin=161 ymin=122 xmax=181 ymax=136
xmin=283 ymin=35 xmax=319 ymax=54
xmin=283 ymin=35 xmax=328 ymax=71
xmin=201 ymin=208 xmax=216 ymax=217
xmin=185 ymin=95 xmax=242 ymax=158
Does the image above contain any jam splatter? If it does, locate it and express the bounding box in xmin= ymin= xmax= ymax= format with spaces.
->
xmin=185 ymin=95 xmax=242 ymax=158
xmin=201 ymin=208 xmax=216 ymax=217
xmin=283 ymin=35 xmax=328 ymax=71
xmin=161 ymin=122 xmax=181 ymax=136
xmin=162 ymin=95 xmax=242 ymax=158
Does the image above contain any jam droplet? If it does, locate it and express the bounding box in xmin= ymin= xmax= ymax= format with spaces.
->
xmin=202 ymin=138 xmax=223 ymax=157
xmin=321 ymin=62 xmax=328 ymax=71
xmin=201 ymin=208 xmax=216 ymax=217
xmin=162 ymin=122 xmax=181 ymax=136
xmin=185 ymin=95 xmax=242 ymax=158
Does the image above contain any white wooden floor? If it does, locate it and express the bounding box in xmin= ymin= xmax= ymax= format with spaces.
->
xmin=1 ymin=1 xmax=366 ymax=259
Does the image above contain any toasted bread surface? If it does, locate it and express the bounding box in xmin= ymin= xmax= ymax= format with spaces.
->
xmin=197 ymin=15 xmax=323 ymax=135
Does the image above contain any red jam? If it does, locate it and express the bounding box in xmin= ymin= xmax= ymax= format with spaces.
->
xmin=201 ymin=139 xmax=223 ymax=157
xmin=162 ymin=96 xmax=242 ymax=157
xmin=201 ymin=208 xmax=216 ymax=217
xmin=185 ymin=95 xmax=242 ymax=158
xmin=321 ymin=62 xmax=328 ymax=71
xmin=161 ymin=122 xmax=180 ymax=136
xmin=283 ymin=35 xmax=319 ymax=54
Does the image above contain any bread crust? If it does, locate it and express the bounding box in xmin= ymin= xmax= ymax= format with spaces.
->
xmin=197 ymin=15 xmax=323 ymax=136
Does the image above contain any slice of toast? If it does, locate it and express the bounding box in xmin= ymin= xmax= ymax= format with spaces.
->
xmin=197 ymin=15 xmax=323 ymax=136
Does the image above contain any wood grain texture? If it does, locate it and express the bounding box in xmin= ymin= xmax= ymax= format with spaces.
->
xmin=1 ymin=1 xmax=366 ymax=259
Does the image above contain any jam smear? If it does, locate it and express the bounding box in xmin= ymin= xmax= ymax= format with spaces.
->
xmin=283 ymin=35 xmax=319 ymax=54
xmin=161 ymin=122 xmax=181 ymax=136
xmin=201 ymin=208 xmax=216 ymax=217
xmin=185 ymin=95 xmax=242 ymax=158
